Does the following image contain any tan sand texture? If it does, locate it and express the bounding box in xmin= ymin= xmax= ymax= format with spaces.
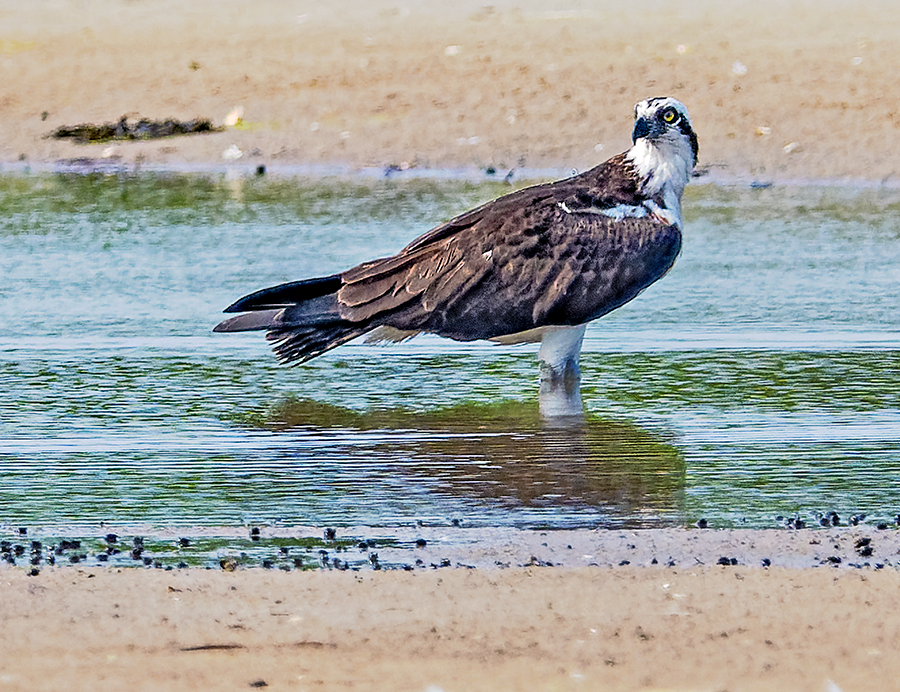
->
xmin=4 ymin=565 xmax=900 ymax=692
xmin=2 ymin=0 xmax=899 ymax=181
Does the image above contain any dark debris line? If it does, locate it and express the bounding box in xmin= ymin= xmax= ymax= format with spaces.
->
xmin=5 ymin=517 xmax=900 ymax=574
xmin=48 ymin=116 xmax=223 ymax=143
xmin=0 ymin=527 xmax=442 ymax=574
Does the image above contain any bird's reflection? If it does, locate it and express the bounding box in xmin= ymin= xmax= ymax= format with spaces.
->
xmin=264 ymin=397 xmax=686 ymax=526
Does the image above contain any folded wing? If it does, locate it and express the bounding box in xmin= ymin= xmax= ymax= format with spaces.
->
xmin=214 ymin=159 xmax=681 ymax=364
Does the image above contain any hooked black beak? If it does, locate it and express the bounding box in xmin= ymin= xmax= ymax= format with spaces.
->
xmin=632 ymin=117 xmax=652 ymax=143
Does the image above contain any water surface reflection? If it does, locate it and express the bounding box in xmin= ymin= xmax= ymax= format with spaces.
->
xmin=3 ymin=174 xmax=900 ymax=538
xmin=262 ymin=398 xmax=686 ymax=527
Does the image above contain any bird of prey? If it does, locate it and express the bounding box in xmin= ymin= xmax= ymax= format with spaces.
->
xmin=215 ymin=97 xmax=698 ymax=415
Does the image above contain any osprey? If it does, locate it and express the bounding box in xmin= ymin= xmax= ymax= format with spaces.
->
xmin=215 ymin=97 xmax=698 ymax=416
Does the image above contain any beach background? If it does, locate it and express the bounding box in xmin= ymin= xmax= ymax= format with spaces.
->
xmin=2 ymin=0 xmax=899 ymax=182
xmin=3 ymin=1 xmax=900 ymax=690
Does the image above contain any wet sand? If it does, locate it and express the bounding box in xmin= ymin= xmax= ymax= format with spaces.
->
xmin=4 ymin=1 xmax=900 ymax=690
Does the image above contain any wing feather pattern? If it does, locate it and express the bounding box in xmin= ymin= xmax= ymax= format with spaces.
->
xmin=337 ymin=192 xmax=680 ymax=342
xmin=215 ymin=153 xmax=682 ymax=363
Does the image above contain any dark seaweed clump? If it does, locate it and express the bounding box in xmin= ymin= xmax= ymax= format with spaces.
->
xmin=49 ymin=116 xmax=223 ymax=143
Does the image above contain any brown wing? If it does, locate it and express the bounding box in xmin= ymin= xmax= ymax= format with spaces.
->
xmin=214 ymin=154 xmax=681 ymax=364
xmin=335 ymin=157 xmax=681 ymax=342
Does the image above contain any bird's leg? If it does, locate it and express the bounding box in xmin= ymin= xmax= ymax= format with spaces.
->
xmin=538 ymin=325 xmax=586 ymax=419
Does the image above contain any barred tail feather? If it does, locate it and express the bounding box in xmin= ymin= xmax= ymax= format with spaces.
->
xmin=214 ymin=275 xmax=374 ymax=364
xmin=267 ymin=325 xmax=371 ymax=365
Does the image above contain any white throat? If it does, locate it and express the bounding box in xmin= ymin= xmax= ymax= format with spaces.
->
xmin=626 ymin=135 xmax=694 ymax=223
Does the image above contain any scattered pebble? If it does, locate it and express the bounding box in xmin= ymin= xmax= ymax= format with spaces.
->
xmin=855 ymin=538 xmax=874 ymax=557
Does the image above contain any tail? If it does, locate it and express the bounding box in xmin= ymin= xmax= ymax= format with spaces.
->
xmin=213 ymin=274 xmax=371 ymax=364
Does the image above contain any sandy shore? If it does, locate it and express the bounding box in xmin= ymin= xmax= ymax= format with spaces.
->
xmin=4 ymin=562 xmax=900 ymax=692
xmin=3 ymin=0 xmax=900 ymax=182
xmin=4 ymin=2 xmax=900 ymax=690
xmin=4 ymin=526 xmax=900 ymax=690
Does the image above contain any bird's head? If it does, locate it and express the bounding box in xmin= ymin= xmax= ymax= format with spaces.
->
xmin=628 ymin=97 xmax=698 ymax=199
xmin=632 ymin=97 xmax=698 ymax=166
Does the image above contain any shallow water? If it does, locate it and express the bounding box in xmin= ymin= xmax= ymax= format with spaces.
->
xmin=2 ymin=173 xmax=900 ymax=564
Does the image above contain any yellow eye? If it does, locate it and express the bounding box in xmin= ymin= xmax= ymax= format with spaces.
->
xmin=662 ymin=108 xmax=677 ymax=123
